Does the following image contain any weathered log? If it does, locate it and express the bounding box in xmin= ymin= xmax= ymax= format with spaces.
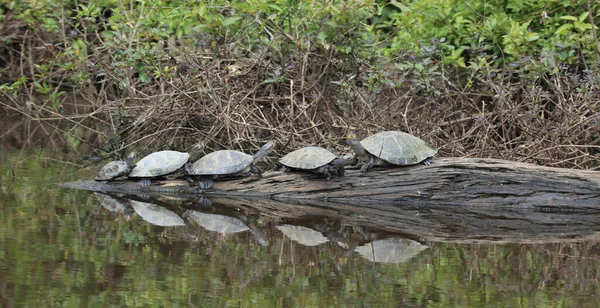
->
xmin=61 ymin=157 xmax=600 ymax=208
xmin=59 ymin=157 xmax=600 ymax=244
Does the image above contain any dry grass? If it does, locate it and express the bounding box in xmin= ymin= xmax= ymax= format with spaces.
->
xmin=1 ymin=16 xmax=599 ymax=170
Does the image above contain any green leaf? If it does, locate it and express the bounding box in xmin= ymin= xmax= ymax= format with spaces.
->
xmin=389 ymin=0 xmax=410 ymax=12
xmin=261 ymin=77 xmax=285 ymax=84
xmin=222 ymin=16 xmax=241 ymax=27
xmin=555 ymin=23 xmax=573 ymax=35
xmin=559 ymin=15 xmax=578 ymax=21
xmin=317 ymin=31 xmax=328 ymax=42
xmin=267 ymin=4 xmax=283 ymax=13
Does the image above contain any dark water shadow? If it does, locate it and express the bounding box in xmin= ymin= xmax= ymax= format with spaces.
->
xmin=93 ymin=191 xmax=436 ymax=264
xmin=92 ymin=190 xmax=600 ymax=266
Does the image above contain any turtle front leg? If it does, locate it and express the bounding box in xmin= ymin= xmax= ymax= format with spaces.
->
xmin=184 ymin=163 xmax=196 ymax=184
xmin=137 ymin=178 xmax=152 ymax=187
xmin=248 ymin=164 xmax=263 ymax=176
xmin=185 ymin=175 xmax=195 ymax=184
xmin=198 ymin=175 xmax=214 ymax=191
xmin=361 ymin=155 xmax=377 ymax=172
xmin=320 ymin=166 xmax=333 ymax=180
xmin=422 ymin=157 xmax=435 ymax=166
xmin=337 ymin=166 xmax=345 ymax=177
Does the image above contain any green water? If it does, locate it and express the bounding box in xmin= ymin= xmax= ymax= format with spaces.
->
xmin=1 ymin=150 xmax=599 ymax=307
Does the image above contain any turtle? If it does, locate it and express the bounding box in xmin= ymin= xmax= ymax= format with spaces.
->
xmin=185 ymin=141 xmax=275 ymax=190
xmin=346 ymin=131 xmax=437 ymax=172
xmin=95 ymin=152 xmax=136 ymax=181
xmin=128 ymin=143 xmax=205 ymax=187
xmin=278 ymin=147 xmax=356 ymax=180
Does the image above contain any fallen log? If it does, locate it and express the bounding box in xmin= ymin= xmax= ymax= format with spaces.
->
xmin=61 ymin=157 xmax=600 ymax=209
xmin=59 ymin=157 xmax=600 ymax=244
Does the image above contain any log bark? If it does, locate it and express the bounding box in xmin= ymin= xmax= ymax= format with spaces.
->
xmin=59 ymin=157 xmax=600 ymax=244
xmin=61 ymin=157 xmax=600 ymax=208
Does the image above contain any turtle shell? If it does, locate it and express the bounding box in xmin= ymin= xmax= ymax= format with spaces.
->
xmin=129 ymin=150 xmax=190 ymax=177
xmin=279 ymin=147 xmax=337 ymax=170
xmin=188 ymin=150 xmax=253 ymax=175
xmin=95 ymin=160 xmax=134 ymax=181
xmin=361 ymin=131 xmax=437 ymax=165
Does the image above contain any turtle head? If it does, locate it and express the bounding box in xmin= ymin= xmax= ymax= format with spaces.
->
xmin=345 ymin=132 xmax=368 ymax=159
xmin=253 ymin=141 xmax=275 ymax=160
xmin=332 ymin=152 xmax=357 ymax=167
xmin=188 ymin=142 xmax=206 ymax=162
xmin=125 ymin=152 xmax=136 ymax=162
xmin=342 ymin=152 xmax=358 ymax=166
xmin=346 ymin=131 xmax=358 ymax=140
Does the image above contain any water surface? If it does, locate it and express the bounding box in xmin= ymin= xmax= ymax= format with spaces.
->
xmin=1 ymin=150 xmax=599 ymax=307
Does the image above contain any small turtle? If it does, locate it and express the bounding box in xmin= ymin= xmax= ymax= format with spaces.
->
xmin=279 ymin=147 xmax=355 ymax=180
xmin=347 ymin=131 xmax=437 ymax=172
xmin=186 ymin=141 xmax=275 ymax=190
xmin=95 ymin=152 xmax=136 ymax=181
xmin=128 ymin=144 xmax=204 ymax=187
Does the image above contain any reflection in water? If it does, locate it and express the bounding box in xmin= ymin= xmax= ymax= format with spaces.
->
xmin=276 ymin=224 xmax=329 ymax=246
xmin=94 ymin=192 xmax=131 ymax=215
xmin=185 ymin=209 xmax=269 ymax=246
xmin=4 ymin=154 xmax=600 ymax=307
xmin=129 ymin=200 xmax=186 ymax=226
xmin=185 ymin=211 xmax=249 ymax=234
xmin=355 ymin=237 xmax=428 ymax=264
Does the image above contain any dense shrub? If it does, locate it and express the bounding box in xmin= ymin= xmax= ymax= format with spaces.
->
xmin=0 ymin=0 xmax=598 ymax=169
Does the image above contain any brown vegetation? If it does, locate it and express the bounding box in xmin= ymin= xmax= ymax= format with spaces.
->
xmin=0 ymin=7 xmax=599 ymax=170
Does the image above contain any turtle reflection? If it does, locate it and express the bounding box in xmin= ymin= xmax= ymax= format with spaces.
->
xmin=276 ymin=224 xmax=329 ymax=247
xmin=185 ymin=211 xmax=249 ymax=234
xmin=355 ymin=237 xmax=428 ymax=264
xmin=129 ymin=200 xmax=186 ymax=227
xmin=185 ymin=210 xmax=268 ymax=246
xmin=94 ymin=192 xmax=132 ymax=216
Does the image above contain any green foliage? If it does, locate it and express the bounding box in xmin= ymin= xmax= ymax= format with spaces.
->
xmin=373 ymin=0 xmax=599 ymax=69
xmin=1 ymin=0 xmax=599 ymax=168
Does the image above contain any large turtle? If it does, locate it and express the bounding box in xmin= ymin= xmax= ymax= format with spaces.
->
xmin=279 ymin=147 xmax=355 ymax=180
xmin=186 ymin=141 xmax=274 ymax=190
xmin=347 ymin=131 xmax=437 ymax=172
xmin=95 ymin=152 xmax=136 ymax=181
xmin=128 ymin=144 xmax=204 ymax=187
